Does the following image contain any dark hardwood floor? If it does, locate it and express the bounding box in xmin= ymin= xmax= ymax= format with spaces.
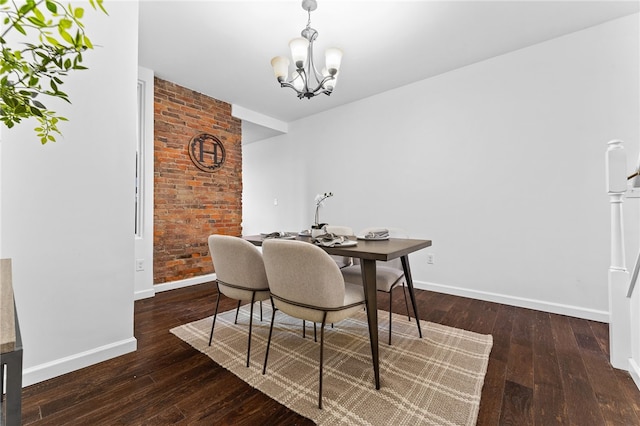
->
xmin=20 ymin=282 xmax=640 ymax=425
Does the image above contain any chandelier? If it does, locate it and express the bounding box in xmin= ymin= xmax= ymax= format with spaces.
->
xmin=270 ymin=0 xmax=343 ymax=99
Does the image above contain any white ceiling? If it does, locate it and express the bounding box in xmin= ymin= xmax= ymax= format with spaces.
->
xmin=138 ymin=1 xmax=639 ymax=143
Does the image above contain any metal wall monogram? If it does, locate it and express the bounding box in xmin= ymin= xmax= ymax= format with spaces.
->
xmin=188 ymin=133 xmax=226 ymax=172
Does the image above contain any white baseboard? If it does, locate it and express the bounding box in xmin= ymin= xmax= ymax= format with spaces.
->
xmin=152 ymin=274 xmax=608 ymax=322
xmin=153 ymin=273 xmax=216 ymax=293
xmin=22 ymin=337 xmax=137 ymax=387
xmin=413 ymin=280 xmax=610 ymax=323
xmin=628 ymin=358 xmax=640 ymax=391
xmin=134 ymin=287 xmax=156 ymax=300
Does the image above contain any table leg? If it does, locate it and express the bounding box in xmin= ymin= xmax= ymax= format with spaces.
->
xmin=360 ymin=259 xmax=380 ymax=389
xmin=401 ymin=255 xmax=422 ymax=338
xmin=2 ymin=348 xmax=23 ymax=426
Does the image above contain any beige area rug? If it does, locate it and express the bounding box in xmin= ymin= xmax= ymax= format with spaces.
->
xmin=171 ymin=303 xmax=493 ymax=426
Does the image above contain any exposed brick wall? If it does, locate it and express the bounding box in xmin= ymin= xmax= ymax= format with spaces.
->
xmin=153 ymin=78 xmax=242 ymax=284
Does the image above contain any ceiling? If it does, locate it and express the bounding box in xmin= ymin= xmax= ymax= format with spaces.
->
xmin=138 ymin=1 xmax=639 ymax=143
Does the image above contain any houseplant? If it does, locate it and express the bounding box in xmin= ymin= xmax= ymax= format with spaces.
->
xmin=0 ymin=0 xmax=107 ymax=144
xmin=312 ymin=192 xmax=333 ymax=236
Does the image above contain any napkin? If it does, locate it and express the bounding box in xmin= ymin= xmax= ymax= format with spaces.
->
xmin=314 ymin=233 xmax=349 ymax=247
xmin=261 ymin=231 xmax=291 ymax=239
xmin=365 ymin=229 xmax=389 ymax=239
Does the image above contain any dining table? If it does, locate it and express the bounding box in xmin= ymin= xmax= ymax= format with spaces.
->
xmin=244 ymin=233 xmax=432 ymax=390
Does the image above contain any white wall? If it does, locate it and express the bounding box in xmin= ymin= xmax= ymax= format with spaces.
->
xmin=243 ymin=14 xmax=640 ymax=322
xmin=243 ymin=135 xmax=308 ymax=234
xmin=0 ymin=1 xmax=138 ymax=385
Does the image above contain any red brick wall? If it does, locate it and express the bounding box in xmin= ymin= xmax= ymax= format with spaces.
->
xmin=153 ymin=78 xmax=242 ymax=284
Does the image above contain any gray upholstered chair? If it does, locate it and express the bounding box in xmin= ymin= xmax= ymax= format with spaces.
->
xmin=323 ymin=225 xmax=354 ymax=269
xmin=340 ymin=227 xmax=416 ymax=345
xmin=207 ymin=234 xmax=271 ymax=367
xmin=261 ymin=239 xmax=374 ymax=409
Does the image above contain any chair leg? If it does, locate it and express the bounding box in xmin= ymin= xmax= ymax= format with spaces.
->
xmin=208 ymin=290 xmax=221 ymax=346
xmin=246 ymin=292 xmax=257 ymax=367
xmin=234 ymin=300 xmax=242 ymax=324
xmin=314 ymin=322 xmax=317 ymax=343
xmin=263 ymin=298 xmax=277 ymax=375
xmin=400 ymin=278 xmax=421 ymax=338
xmin=260 ymin=300 xmax=263 ymax=322
xmin=402 ymin=282 xmax=411 ymax=321
xmin=303 ymin=320 xmax=306 ymax=338
xmin=318 ymin=313 xmax=328 ymax=409
xmin=388 ymin=288 xmax=393 ymax=345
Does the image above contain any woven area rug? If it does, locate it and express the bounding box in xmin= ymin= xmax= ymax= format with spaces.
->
xmin=171 ymin=303 xmax=493 ymax=425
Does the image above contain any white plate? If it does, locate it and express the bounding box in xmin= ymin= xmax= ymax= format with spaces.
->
xmin=357 ymin=235 xmax=389 ymax=241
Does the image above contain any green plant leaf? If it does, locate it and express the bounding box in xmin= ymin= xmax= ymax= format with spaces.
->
xmin=74 ymin=7 xmax=84 ymax=19
xmin=18 ymin=3 xmax=32 ymax=15
xmin=59 ymin=18 xmax=72 ymax=29
xmin=14 ymin=23 xmax=26 ymax=35
xmin=45 ymin=35 xmax=59 ymax=46
xmin=59 ymin=29 xmax=73 ymax=45
xmin=27 ymin=16 xmax=44 ymax=27
xmin=32 ymin=6 xmax=45 ymax=22
xmin=45 ymin=1 xmax=57 ymax=14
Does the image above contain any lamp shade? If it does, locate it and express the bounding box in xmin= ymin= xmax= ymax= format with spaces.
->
xmin=325 ymin=47 xmax=343 ymax=75
xmin=271 ymin=56 xmax=290 ymax=81
xmin=289 ymin=37 xmax=309 ymax=69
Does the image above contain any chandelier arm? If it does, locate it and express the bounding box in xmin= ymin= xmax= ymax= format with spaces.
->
xmin=307 ymin=75 xmax=335 ymax=95
xmin=279 ymin=81 xmax=305 ymax=98
xmin=297 ymin=66 xmax=311 ymax=94
xmin=306 ymin=38 xmax=324 ymax=87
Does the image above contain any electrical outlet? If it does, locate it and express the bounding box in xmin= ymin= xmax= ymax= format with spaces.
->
xmin=273 ymin=198 xmax=278 ymax=206
xmin=136 ymin=259 xmax=145 ymax=271
xmin=426 ymin=253 xmax=434 ymax=264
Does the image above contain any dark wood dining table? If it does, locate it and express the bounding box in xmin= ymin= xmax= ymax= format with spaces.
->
xmin=244 ymin=233 xmax=432 ymax=389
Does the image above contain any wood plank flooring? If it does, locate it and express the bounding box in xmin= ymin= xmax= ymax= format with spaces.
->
xmin=19 ymin=282 xmax=640 ymax=425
